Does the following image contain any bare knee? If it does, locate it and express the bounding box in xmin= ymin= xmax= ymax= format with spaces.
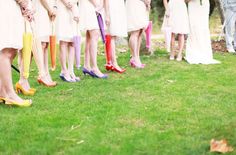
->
xmin=89 ymin=30 xmax=100 ymax=41
xmin=1 ymin=48 xmax=17 ymax=60
xmin=68 ymin=42 xmax=74 ymax=47
xmin=41 ymin=42 xmax=48 ymax=50
xmin=130 ymin=30 xmax=140 ymax=39
xmin=60 ymin=41 xmax=68 ymax=48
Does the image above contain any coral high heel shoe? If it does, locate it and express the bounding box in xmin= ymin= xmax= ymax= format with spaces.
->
xmin=0 ymin=97 xmax=32 ymax=107
xmin=37 ymin=78 xmax=57 ymax=87
xmin=15 ymin=82 xmax=36 ymax=96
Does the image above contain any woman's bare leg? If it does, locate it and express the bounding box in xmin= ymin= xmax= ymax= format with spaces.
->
xmin=17 ymin=51 xmax=31 ymax=90
xmin=0 ymin=48 xmax=24 ymax=103
xmin=110 ymin=36 xmax=122 ymax=70
xmin=136 ymin=29 xmax=143 ymax=65
xmin=129 ymin=30 xmax=140 ymax=64
xmin=84 ymin=31 xmax=91 ymax=70
xmin=68 ymin=43 xmax=80 ymax=81
xmin=42 ymin=42 xmax=55 ymax=83
xmin=59 ymin=41 xmax=71 ymax=81
xmin=170 ymin=33 xmax=176 ymax=60
xmin=177 ymin=34 xmax=185 ymax=61
xmin=89 ymin=29 xmax=105 ymax=76
xmin=32 ymin=37 xmax=50 ymax=84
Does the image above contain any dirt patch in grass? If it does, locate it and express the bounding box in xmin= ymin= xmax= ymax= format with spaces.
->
xmin=118 ymin=117 xmax=146 ymax=128
xmin=212 ymin=39 xmax=227 ymax=53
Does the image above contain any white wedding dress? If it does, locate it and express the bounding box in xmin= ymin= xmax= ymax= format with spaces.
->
xmin=185 ymin=0 xmax=220 ymax=64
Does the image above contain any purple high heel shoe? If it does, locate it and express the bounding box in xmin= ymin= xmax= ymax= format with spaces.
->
xmin=90 ymin=71 xmax=108 ymax=79
xmin=82 ymin=68 xmax=94 ymax=77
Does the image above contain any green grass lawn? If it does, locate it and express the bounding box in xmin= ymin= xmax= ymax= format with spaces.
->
xmin=0 ymin=48 xmax=236 ymax=155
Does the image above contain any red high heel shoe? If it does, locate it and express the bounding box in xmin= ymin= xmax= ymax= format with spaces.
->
xmin=106 ymin=64 xmax=126 ymax=73
xmin=112 ymin=66 xmax=126 ymax=74
xmin=105 ymin=63 xmax=113 ymax=71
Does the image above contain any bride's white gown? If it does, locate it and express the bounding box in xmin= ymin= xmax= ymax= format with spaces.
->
xmin=185 ymin=0 xmax=220 ymax=64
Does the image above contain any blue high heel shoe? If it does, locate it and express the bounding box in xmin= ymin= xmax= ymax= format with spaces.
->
xmin=69 ymin=74 xmax=80 ymax=82
xmin=82 ymin=68 xmax=95 ymax=77
xmin=59 ymin=73 xmax=75 ymax=82
xmin=90 ymin=71 xmax=108 ymax=79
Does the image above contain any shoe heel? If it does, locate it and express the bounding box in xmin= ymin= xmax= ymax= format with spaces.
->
xmin=37 ymin=79 xmax=42 ymax=85
xmin=130 ymin=62 xmax=135 ymax=68
xmin=105 ymin=66 xmax=112 ymax=71
xmin=15 ymin=88 xmax=21 ymax=94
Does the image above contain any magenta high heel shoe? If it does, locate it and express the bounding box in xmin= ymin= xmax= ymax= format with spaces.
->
xmin=130 ymin=60 xmax=145 ymax=69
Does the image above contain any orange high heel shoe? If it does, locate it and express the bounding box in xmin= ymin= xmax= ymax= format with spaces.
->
xmin=37 ymin=78 xmax=57 ymax=87
xmin=15 ymin=82 xmax=36 ymax=96
xmin=0 ymin=97 xmax=32 ymax=107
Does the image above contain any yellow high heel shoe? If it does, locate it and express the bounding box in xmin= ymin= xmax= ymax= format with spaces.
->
xmin=29 ymin=88 xmax=36 ymax=94
xmin=15 ymin=82 xmax=36 ymax=96
xmin=0 ymin=97 xmax=32 ymax=107
xmin=0 ymin=98 xmax=4 ymax=103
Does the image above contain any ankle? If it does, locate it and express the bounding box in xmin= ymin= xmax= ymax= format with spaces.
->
xmin=61 ymin=69 xmax=68 ymax=75
xmin=83 ymin=66 xmax=91 ymax=70
xmin=0 ymin=89 xmax=7 ymax=98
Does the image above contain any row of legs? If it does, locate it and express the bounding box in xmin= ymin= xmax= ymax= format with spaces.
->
xmin=82 ymin=28 xmax=145 ymax=76
xmin=0 ymin=28 xmax=145 ymax=105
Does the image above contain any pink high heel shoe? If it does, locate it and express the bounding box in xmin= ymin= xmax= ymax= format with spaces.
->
xmin=130 ymin=59 xmax=145 ymax=69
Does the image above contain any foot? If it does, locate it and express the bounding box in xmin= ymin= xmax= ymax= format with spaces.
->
xmin=38 ymin=74 xmax=57 ymax=87
xmin=0 ymin=91 xmax=31 ymax=107
xmin=15 ymin=82 xmax=36 ymax=96
xmin=70 ymin=72 xmax=80 ymax=82
xmin=82 ymin=67 xmax=91 ymax=75
xmin=130 ymin=59 xmax=145 ymax=69
xmin=130 ymin=58 xmax=144 ymax=67
xmin=46 ymin=73 xmax=57 ymax=86
xmin=228 ymin=48 xmax=236 ymax=53
xmin=176 ymin=53 xmax=183 ymax=62
xmin=112 ymin=64 xmax=126 ymax=74
xmin=91 ymin=68 xmax=108 ymax=79
xmin=18 ymin=79 xmax=31 ymax=91
xmin=113 ymin=64 xmax=123 ymax=71
xmin=83 ymin=66 xmax=91 ymax=71
xmin=169 ymin=56 xmax=175 ymax=60
xmin=59 ymin=72 xmax=74 ymax=82
xmin=169 ymin=51 xmax=175 ymax=60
